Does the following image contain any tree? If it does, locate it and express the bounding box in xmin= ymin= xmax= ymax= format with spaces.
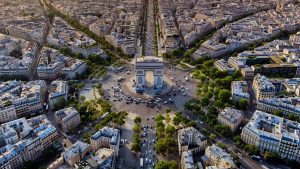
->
xmin=165 ymin=108 xmax=171 ymax=114
xmin=238 ymin=99 xmax=248 ymax=110
xmin=208 ymin=106 xmax=218 ymax=115
xmin=172 ymin=116 xmax=181 ymax=125
xmin=288 ymin=113 xmax=298 ymax=121
xmin=155 ymin=114 xmax=165 ymax=122
xmin=134 ymin=116 xmax=141 ymax=124
xmin=168 ymin=161 xmax=178 ymax=169
xmin=217 ymin=143 xmax=227 ymax=149
xmin=155 ymin=160 xmax=178 ymax=169
xmin=264 ymin=151 xmax=278 ymax=162
xmin=165 ymin=113 xmax=171 ymax=124
xmin=214 ymin=100 xmax=225 ymax=109
xmin=209 ymin=133 xmax=217 ymax=140
xmin=214 ymin=124 xmax=231 ymax=137
xmin=155 ymin=140 xmax=167 ymax=154
xmin=131 ymin=142 xmax=140 ymax=152
xmin=53 ymin=98 xmax=67 ymax=111
xmin=201 ymin=96 xmax=209 ymax=107
xmin=155 ymin=161 xmax=169 ymax=169
xmin=133 ymin=125 xmax=140 ymax=133
xmin=244 ymin=144 xmax=260 ymax=155
xmin=218 ymin=89 xmax=231 ymax=103
xmin=80 ymin=95 xmax=86 ymax=101
xmin=166 ymin=125 xmax=175 ymax=135
xmin=274 ymin=110 xmax=283 ymax=117
xmin=187 ymin=121 xmax=197 ymax=127
xmin=233 ymin=135 xmax=244 ymax=147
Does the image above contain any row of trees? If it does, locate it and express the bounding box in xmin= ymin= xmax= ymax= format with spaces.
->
xmin=155 ymin=113 xmax=177 ymax=155
xmin=131 ymin=116 xmax=142 ymax=152
xmin=154 ymin=160 xmax=178 ymax=169
xmin=184 ymin=58 xmax=245 ymax=138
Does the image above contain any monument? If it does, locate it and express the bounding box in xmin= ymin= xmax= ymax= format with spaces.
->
xmin=135 ymin=56 xmax=164 ymax=94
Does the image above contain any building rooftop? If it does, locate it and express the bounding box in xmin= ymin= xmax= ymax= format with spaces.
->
xmin=178 ymin=127 xmax=206 ymax=148
xmin=91 ymin=126 xmax=120 ymax=145
xmin=219 ymin=107 xmax=244 ymax=124
xmin=54 ymin=107 xmax=79 ymax=123
xmin=244 ymin=110 xmax=300 ymax=144
xmin=49 ymin=80 xmax=67 ymax=99
xmin=63 ymin=141 xmax=89 ymax=160
xmin=0 ymin=115 xmax=57 ymax=165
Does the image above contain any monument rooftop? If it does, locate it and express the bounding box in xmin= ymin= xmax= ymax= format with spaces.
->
xmin=136 ymin=56 xmax=163 ymax=63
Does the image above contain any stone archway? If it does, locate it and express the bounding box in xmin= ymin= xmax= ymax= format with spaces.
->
xmin=135 ymin=56 xmax=164 ymax=93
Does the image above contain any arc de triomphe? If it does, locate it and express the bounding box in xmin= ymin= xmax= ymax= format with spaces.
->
xmin=135 ymin=56 xmax=164 ymax=93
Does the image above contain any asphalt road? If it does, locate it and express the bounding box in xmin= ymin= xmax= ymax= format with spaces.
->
xmin=144 ymin=0 xmax=155 ymax=56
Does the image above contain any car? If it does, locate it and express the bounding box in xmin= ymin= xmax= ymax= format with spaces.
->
xmin=145 ymin=158 xmax=148 ymax=164
xmin=164 ymin=101 xmax=168 ymax=104
xmin=149 ymin=150 xmax=152 ymax=154
xmin=143 ymin=143 xmax=145 ymax=147
xmin=152 ymin=139 xmax=155 ymax=143
xmin=152 ymin=162 xmax=155 ymax=167
xmin=183 ymin=92 xmax=186 ymax=96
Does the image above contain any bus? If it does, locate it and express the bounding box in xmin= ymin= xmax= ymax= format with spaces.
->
xmin=140 ymin=158 xmax=143 ymax=168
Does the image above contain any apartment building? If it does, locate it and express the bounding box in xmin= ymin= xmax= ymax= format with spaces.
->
xmin=49 ymin=81 xmax=68 ymax=109
xmin=218 ymin=107 xmax=244 ymax=132
xmin=214 ymin=59 xmax=235 ymax=73
xmin=62 ymin=58 xmax=87 ymax=79
xmin=75 ymin=148 xmax=116 ymax=169
xmin=253 ymin=74 xmax=275 ymax=100
xmin=0 ymin=115 xmax=59 ymax=169
xmin=0 ymin=34 xmax=38 ymax=79
xmin=241 ymin=110 xmax=300 ymax=162
xmin=181 ymin=150 xmax=198 ymax=169
xmin=63 ymin=141 xmax=91 ymax=167
xmin=47 ymin=17 xmax=105 ymax=57
xmin=54 ymin=107 xmax=81 ymax=133
xmin=37 ymin=48 xmax=65 ymax=80
xmin=257 ymin=97 xmax=300 ymax=118
xmin=231 ymin=81 xmax=250 ymax=103
xmin=178 ymin=127 xmax=207 ymax=156
xmin=241 ymin=67 xmax=254 ymax=80
xmin=204 ymin=144 xmax=236 ymax=169
xmin=0 ymin=80 xmax=46 ymax=123
xmin=90 ymin=126 xmax=120 ymax=156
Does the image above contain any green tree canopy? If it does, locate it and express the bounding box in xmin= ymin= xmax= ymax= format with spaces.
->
xmin=134 ymin=116 xmax=141 ymax=124
xmin=218 ymin=89 xmax=231 ymax=103
xmin=238 ymin=99 xmax=248 ymax=111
